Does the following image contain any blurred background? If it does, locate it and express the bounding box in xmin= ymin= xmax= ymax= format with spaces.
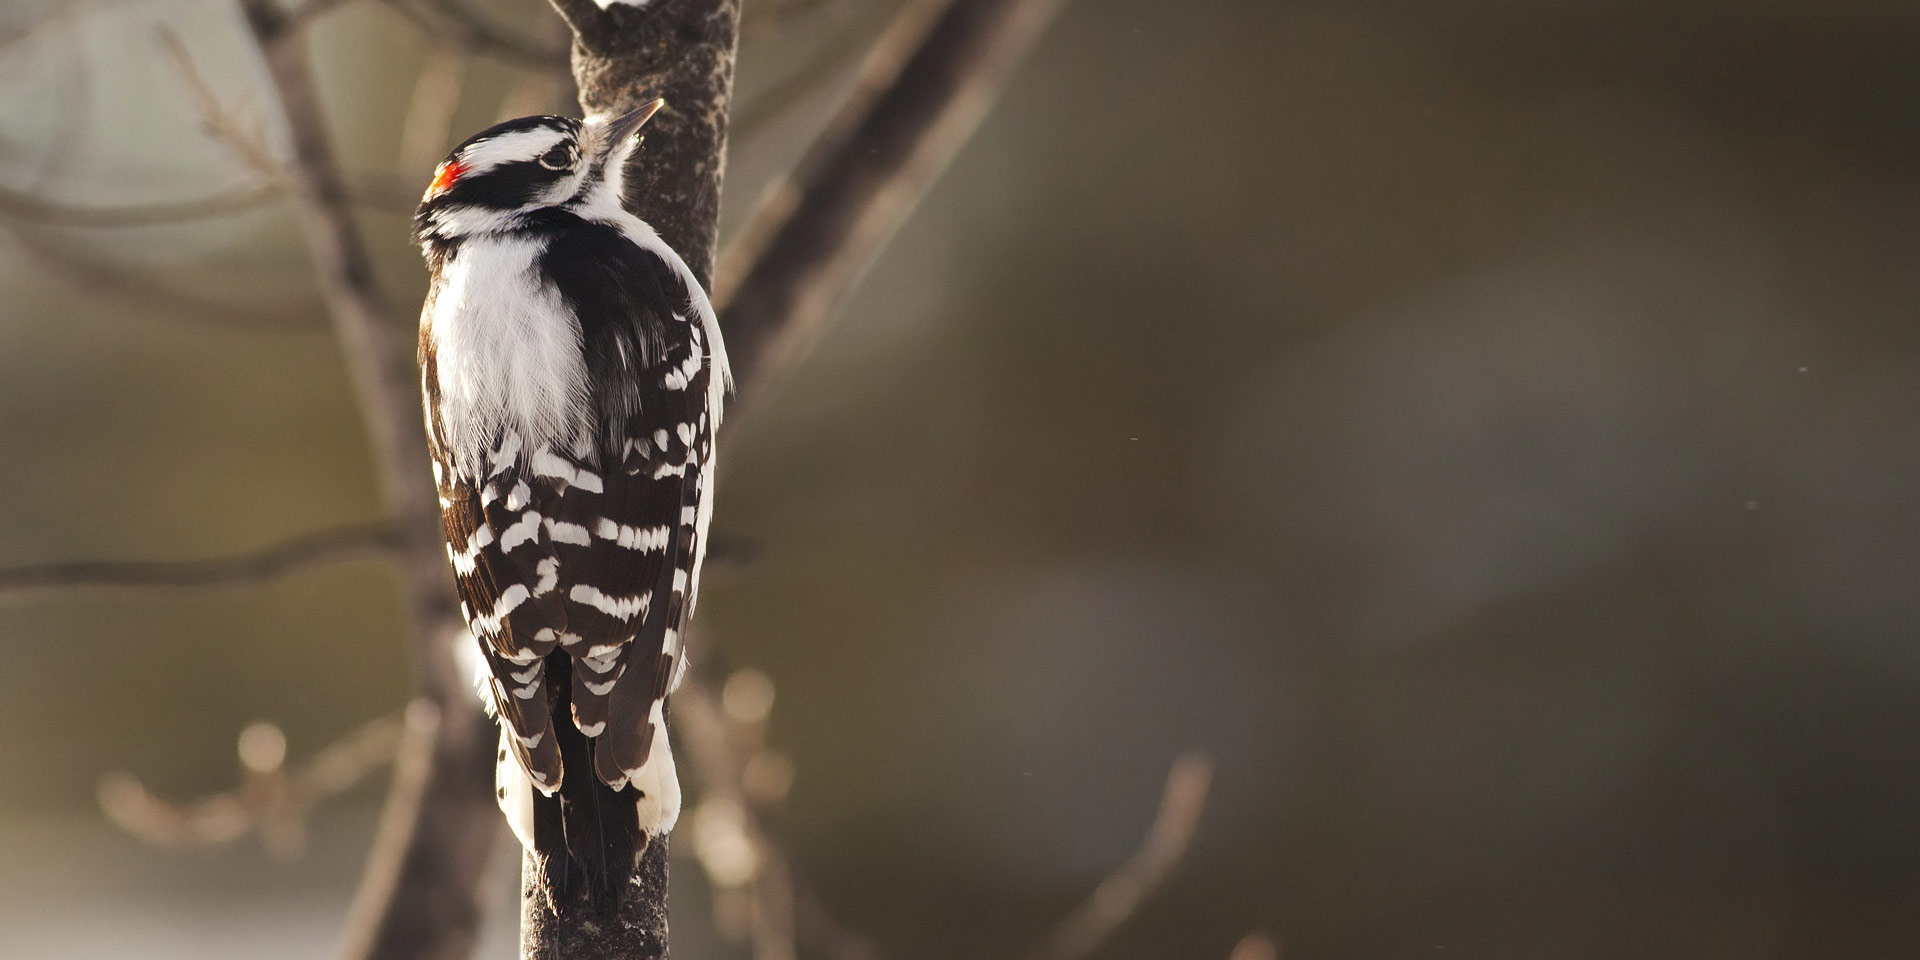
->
xmin=5 ymin=0 xmax=1920 ymax=957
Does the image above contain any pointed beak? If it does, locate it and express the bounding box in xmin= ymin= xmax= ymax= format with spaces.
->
xmin=599 ymin=98 xmax=665 ymax=155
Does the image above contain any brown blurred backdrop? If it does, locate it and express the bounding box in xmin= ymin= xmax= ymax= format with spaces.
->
xmin=4 ymin=0 xmax=1920 ymax=957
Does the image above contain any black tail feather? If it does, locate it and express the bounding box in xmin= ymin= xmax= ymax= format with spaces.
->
xmin=532 ymin=652 xmax=646 ymax=917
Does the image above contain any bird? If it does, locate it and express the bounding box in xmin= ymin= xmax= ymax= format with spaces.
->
xmin=412 ymin=100 xmax=729 ymax=914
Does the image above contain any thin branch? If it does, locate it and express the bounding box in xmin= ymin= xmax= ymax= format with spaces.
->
xmin=738 ymin=0 xmax=865 ymax=46
xmin=0 ymin=0 xmax=154 ymax=59
xmin=0 ymin=172 xmax=415 ymax=227
xmin=715 ymin=0 xmax=1072 ymax=407
xmin=333 ymin=698 xmax=461 ymax=960
xmin=388 ymin=0 xmax=569 ymax=71
xmin=397 ymin=44 xmax=468 ymax=175
xmin=227 ymin=0 xmax=444 ymax=625
xmin=1030 ymin=754 xmax=1215 ymax=960
xmin=31 ymin=22 xmax=92 ymax=191
xmin=99 ymin=712 xmax=404 ymax=859
xmin=677 ymin=666 xmax=881 ymax=960
xmin=289 ymin=0 xmax=360 ymax=32
xmin=223 ymin=5 xmax=492 ymax=960
xmin=3 ymin=227 xmax=314 ymax=327
xmin=157 ymin=26 xmax=284 ymax=181
xmin=0 ymin=523 xmax=399 ymax=598
xmin=730 ymin=7 xmax=872 ymax=146
xmin=0 ymin=180 xmax=281 ymax=226
xmin=0 ymin=0 xmax=76 ymax=58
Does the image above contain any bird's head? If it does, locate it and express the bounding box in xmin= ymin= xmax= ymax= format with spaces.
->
xmin=413 ymin=99 xmax=664 ymax=246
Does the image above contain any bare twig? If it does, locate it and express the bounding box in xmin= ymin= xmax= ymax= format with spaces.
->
xmin=715 ymin=0 xmax=1071 ymax=407
xmin=1030 ymin=754 xmax=1215 ymax=960
xmin=731 ymin=7 xmax=873 ymax=145
xmin=738 ymin=0 xmax=864 ymax=46
xmin=388 ymin=0 xmax=568 ymax=71
xmin=678 ymin=670 xmax=879 ymax=960
xmin=0 ymin=523 xmax=398 ymax=598
xmin=0 ymin=181 xmax=281 ymax=226
xmin=677 ymin=673 xmax=797 ymax=960
xmin=223 ymin=4 xmax=495 ymax=960
xmin=289 ymin=0 xmax=359 ymax=32
xmin=397 ymin=44 xmax=468 ymax=175
xmin=0 ymin=172 xmax=414 ymax=226
xmin=31 ymin=23 xmax=92 ymax=191
xmin=0 ymin=0 xmax=151 ymax=60
xmin=3 ymin=227 xmax=314 ymax=327
xmin=99 ymin=712 xmax=404 ymax=860
xmin=157 ymin=27 xmax=284 ymax=181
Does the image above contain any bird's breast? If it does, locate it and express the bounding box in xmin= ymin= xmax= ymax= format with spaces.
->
xmin=426 ymin=235 xmax=590 ymax=480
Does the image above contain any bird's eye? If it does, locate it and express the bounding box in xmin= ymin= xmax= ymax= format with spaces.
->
xmin=538 ymin=144 xmax=574 ymax=170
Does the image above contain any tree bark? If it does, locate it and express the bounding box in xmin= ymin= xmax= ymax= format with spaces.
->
xmin=550 ymin=0 xmax=742 ymax=283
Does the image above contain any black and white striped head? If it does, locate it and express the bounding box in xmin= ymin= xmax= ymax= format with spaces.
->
xmin=413 ymin=101 xmax=664 ymax=246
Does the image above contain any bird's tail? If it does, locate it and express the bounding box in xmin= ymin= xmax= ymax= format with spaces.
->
xmin=498 ymin=652 xmax=671 ymax=916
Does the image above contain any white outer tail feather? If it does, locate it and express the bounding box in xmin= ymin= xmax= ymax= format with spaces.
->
xmin=498 ymin=726 xmax=539 ymax=852
xmin=630 ymin=699 xmax=682 ymax=835
xmin=493 ymin=700 xmax=683 ymax=855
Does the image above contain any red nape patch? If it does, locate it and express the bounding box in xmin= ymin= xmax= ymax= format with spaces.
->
xmin=425 ymin=160 xmax=468 ymax=200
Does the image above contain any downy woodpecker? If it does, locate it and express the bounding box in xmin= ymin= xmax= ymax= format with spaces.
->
xmin=414 ymin=101 xmax=729 ymax=912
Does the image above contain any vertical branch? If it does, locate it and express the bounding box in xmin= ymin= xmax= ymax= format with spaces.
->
xmin=528 ymin=2 xmax=743 ymax=957
xmin=228 ymin=4 xmax=499 ymax=960
xmin=552 ymin=0 xmax=742 ymax=282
